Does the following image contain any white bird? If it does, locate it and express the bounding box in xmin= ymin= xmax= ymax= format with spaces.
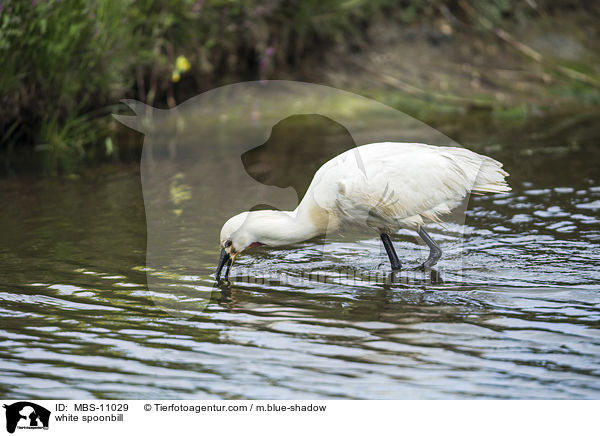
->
xmin=216 ymin=142 xmax=510 ymax=280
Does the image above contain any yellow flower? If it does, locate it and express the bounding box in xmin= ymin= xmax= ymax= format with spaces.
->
xmin=175 ymin=55 xmax=191 ymax=73
xmin=171 ymin=71 xmax=181 ymax=83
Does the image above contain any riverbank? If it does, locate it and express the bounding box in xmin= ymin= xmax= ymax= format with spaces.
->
xmin=1 ymin=1 xmax=598 ymax=175
xmin=316 ymin=8 xmax=600 ymax=114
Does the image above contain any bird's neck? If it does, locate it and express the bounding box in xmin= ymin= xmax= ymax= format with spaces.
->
xmin=252 ymin=194 xmax=331 ymax=246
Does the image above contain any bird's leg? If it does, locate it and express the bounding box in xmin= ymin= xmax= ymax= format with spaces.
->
xmin=380 ymin=233 xmax=402 ymax=270
xmin=417 ymin=226 xmax=442 ymax=269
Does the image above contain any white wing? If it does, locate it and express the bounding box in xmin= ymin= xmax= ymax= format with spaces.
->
xmin=310 ymin=142 xmax=510 ymax=231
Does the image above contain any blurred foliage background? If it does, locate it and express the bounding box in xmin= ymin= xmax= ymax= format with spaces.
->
xmin=0 ymin=0 xmax=599 ymax=174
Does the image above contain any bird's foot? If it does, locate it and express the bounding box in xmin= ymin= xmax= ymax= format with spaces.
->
xmin=380 ymin=261 xmax=402 ymax=271
xmin=414 ymin=258 xmax=438 ymax=271
xmin=377 ymin=262 xmax=402 ymax=272
xmin=391 ymin=261 xmax=402 ymax=271
xmin=415 ymin=249 xmax=441 ymax=270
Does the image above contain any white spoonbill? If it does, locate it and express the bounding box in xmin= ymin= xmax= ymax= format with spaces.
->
xmin=216 ymin=142 xmax=510 ymax=280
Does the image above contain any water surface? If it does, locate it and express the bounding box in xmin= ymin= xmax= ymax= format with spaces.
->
xmin=1 ymin=113 xmax=599 ymax=399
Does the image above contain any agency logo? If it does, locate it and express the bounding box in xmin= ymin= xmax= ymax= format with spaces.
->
xmin=3 ymin=402 xmax=50 ymax=434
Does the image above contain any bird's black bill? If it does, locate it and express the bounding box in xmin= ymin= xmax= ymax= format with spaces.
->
xmin=215 ymin=248 xmax=231 ymax=280
xmin=216 ymin=248 xmax=231 ymax=281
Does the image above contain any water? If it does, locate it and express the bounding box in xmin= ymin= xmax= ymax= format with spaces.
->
xmin=1 ymin=113 xmax=599 ymax=399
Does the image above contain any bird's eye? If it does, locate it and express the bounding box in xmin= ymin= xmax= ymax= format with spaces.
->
xmin=224 ymin=240 xmax=232 ymax=248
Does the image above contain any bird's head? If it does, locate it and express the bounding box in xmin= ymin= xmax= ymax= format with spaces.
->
xmin=216 ymin=212 xmax=265 ymax=280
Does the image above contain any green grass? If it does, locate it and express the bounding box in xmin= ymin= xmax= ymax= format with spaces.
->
xmin=0 ymin=0 xmax=598 ymax=174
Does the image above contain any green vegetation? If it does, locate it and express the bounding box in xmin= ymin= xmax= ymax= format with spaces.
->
xmin=0 ymin=0 xmax=598 ymax=174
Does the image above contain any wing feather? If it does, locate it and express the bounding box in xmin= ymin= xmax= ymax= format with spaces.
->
xmin=309 ymin=142 xmax=510 ymax=231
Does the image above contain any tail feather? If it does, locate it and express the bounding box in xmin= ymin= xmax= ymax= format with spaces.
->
xmin=414 ymin=147 xmax=510 ymax=226
xmin=472 ymin=157 xmax=511 ymax=194
xmin=441 ymin=147 xmax=511 ymax=195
